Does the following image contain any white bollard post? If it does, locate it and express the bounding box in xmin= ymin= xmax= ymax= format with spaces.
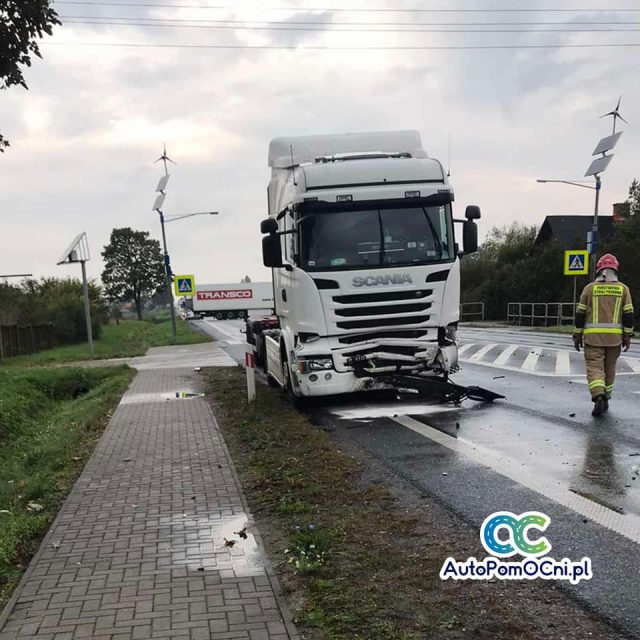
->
xmin=245 ymin=343 xmax=256 ymax=402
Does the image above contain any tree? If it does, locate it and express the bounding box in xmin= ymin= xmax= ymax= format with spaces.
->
xmin=602 ymin=213 xmax=640 ymax=325
xmin=101 ymin=228 xmax=166 ymax=321
xmin=627 ymin=178 xmax=640 ymax=216
xmin=461 ymin=223 xmax=569 ymax=320
xmin=1 ymin=0 xmax=60 ymax=152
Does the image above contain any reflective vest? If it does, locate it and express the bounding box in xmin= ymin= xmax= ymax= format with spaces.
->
xmin=574 ymin=281 xmax=634 ymax=347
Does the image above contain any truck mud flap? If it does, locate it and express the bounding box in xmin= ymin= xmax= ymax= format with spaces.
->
xmin=377 ymin=375 xmax=504 ymax=404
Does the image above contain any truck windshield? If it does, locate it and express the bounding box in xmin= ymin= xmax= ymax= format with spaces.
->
xmin=299 ymin=205 xmax=454 ymax=272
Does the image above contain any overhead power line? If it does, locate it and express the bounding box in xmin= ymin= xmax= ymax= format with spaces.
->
xmin=54 ymin=2 xmax=640 ymax=13
xmin=44 ymin=41 xmax=640 ymax=50
xmin=57 ymin=15 xmax=640 ymax=26
xmin=59 ymin=19 xmax=640 ymax=33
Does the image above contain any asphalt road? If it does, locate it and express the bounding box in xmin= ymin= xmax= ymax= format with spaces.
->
xmin=195 ymin=318 xmax=640 ymax=637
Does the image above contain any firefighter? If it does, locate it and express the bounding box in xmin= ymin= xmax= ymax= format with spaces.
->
xmin=573 ymin=254 xmax=634 ymax=416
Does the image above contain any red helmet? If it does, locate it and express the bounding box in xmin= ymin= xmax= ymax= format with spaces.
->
xmin=596 ymin=254 xmax=619 ymax=272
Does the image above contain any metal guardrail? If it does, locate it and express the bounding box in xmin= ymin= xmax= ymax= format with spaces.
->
xmin=507 ymin=302 xmax=575 ymax=327
xmin=460 ymin=302 xmax=485 ymax=322
xmin=0 ymin=323 xmax=55 ymax=359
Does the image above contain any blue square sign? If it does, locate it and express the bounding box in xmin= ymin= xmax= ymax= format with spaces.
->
xmin=174 ymin=274 xmax=195 ymax=297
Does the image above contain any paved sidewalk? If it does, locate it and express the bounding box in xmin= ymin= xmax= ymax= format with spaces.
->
xmin=0 ymin=344 xmax=298 ymax=639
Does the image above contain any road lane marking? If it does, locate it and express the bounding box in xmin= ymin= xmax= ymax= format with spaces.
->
xmin=469 ymin=343 xmax=497 ymax=362
xmin=393 ymin=414 xmax=640 ymax=545
xmin=522 ymin=347 xmax=542 ymax=372
xmin=555 ymin=350 xmax=571 ymax=376
xmin=493 ymin=344 xmax=519 ymax=366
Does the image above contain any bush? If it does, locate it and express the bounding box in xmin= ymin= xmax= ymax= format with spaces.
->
xmin=0 ymin=278 xmax=106 ymax=345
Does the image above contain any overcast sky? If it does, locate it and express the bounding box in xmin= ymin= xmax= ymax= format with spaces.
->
xmin=1 ymin=0 xmax=638 ymax=286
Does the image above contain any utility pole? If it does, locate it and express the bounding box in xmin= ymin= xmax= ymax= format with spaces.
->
xmin=153 ymin=145 xmax=178 ymax=341
xmin=586 ymin=97 xmax=627 ymax=279
xmin=590 ymin=175 xmax=601 ymax=281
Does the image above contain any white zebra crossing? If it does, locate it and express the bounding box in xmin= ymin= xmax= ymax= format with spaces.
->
xmin=555 ymin=349 xmax=571 ymax=376
xmin=493 ymin=344 xmax=519 ymax=366
xmin=468 ymin=343 xmax=498 ymax=362
xmin=459 ymin=342 xmax=640 ymax=377
xmin=521 ymin=347 xmax=542 ymax=372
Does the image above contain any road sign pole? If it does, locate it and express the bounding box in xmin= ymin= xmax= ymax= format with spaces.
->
xmin=80 ymin=260 xmax=95 ymax=355
xmin=573 ymin=277 xmax=578 ymax=317
xmin=246 ymin=343 xmax=256 ymax=402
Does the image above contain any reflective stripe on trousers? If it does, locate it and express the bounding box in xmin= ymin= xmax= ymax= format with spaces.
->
xmin=584 ymin=345 xmax=621 ymax=400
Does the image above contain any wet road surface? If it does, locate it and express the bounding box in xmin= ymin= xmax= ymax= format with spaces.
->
xmin=196 ymin=319 xmax=640 ymax=636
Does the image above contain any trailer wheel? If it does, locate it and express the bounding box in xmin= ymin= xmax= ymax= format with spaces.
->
xmin=237 ymin=310 xmax=247 ymax=319
xmin=215 ymin=312 xmax=223 ymax=320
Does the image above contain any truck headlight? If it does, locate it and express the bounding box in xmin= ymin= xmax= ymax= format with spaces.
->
xmin=298 ymin=357 xmax=333 ymax=374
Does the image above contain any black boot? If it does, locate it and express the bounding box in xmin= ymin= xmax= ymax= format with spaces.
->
xmin=592 ymin=395 xmax=607 ymax=417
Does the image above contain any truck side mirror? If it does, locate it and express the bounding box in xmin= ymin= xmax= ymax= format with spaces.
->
xmin=463 ymin=220 xmax=478 ymax=255
xmin=261 ymin=218 xmax=278 ymax=234
xmin=262 ymin=234 xmax=283 ymax=268
xmin=465 ymin=205 xmax=481 ymax=220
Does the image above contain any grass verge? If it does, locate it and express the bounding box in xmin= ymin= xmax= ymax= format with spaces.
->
xmin=0 ymin=365 xmax=135 ymax=609
xmin=2 ymin=318 xmax=209 ymax=366
xmin=524 ymin=325 xmax=575 ymax=334
xmin=206 ymin=367 xmax=626 ymax=640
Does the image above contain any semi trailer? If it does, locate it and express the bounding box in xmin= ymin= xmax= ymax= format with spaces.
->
xmin=193 ymin=282 xmax=274 ymax=319
xmin=246 ymin=130 xmax=500 ymax=404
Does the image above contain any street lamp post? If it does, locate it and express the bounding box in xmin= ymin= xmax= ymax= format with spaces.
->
xmin=156 ymin=208 xmax=177 ymax=340
xmin=536 ymin=178 xmax=600 ymax=279
xmin=537 ymin=98 xmax=626 ymax=281
xmin=154 ymin=209 xmax=219 ymax=341
xmin=152 ymin=146 xmax=218 ymax=341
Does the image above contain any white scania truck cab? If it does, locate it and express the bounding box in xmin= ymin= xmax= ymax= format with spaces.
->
xmin=247 ymin=130 xmax=483 ymax=402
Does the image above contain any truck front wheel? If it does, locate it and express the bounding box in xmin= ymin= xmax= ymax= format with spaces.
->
xmin=281 ymin=350 xmax=306 ymax=409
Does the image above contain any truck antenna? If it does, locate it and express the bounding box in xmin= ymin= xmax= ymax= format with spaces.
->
xmin=290 ymin=145 xmax=297 ymax=185
xmin=447 ymin=130 xmax=451 ymax=177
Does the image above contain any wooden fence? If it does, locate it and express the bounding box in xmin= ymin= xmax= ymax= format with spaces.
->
xmin=0 ymin=323 xmax=55 ymax=359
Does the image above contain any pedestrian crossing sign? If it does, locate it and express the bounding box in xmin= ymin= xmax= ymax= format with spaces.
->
xmin=564 ymin=250 xmax=589 ymax=276
xmin=174 ymin=274 xmax=195 ymax=297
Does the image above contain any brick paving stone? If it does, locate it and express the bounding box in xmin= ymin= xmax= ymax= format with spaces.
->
xmin=0 ymin=344 xmax=298 ymax=639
